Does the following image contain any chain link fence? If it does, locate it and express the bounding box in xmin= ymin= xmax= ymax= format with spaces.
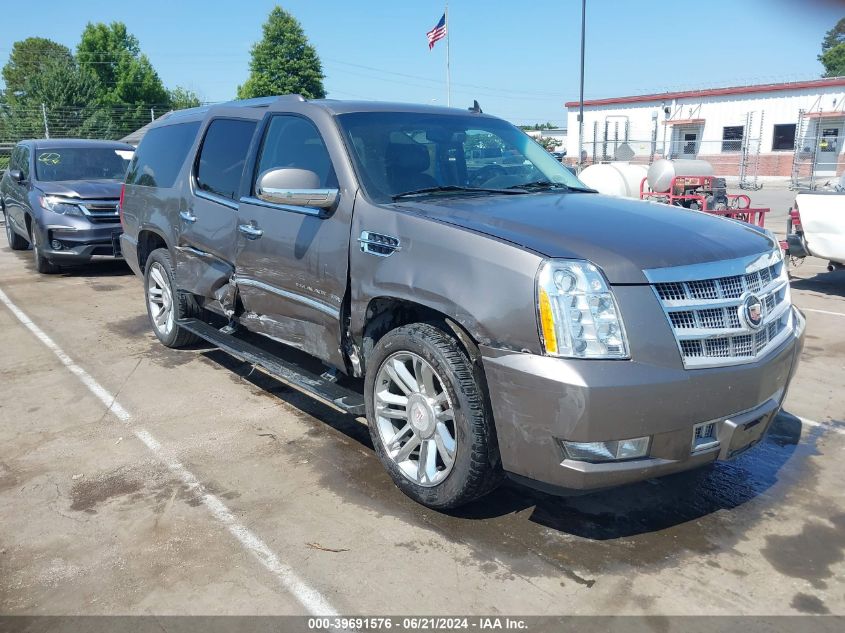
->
xmin=2 ymin=104 xmax=839 ymax=192
xmin=0 ymin=103 xmax=175 ymax=171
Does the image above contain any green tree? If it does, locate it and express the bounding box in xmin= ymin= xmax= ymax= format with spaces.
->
xmin=77 ymin=22 xmax=169 ymax=106
xmin=536 ymin=136 xmax=560 ymax=152
xmin=519 ymin=122 xmax=558 ymax=131
xmin=819 ymin=18 xmax=845 ymax=77
xmin=2 ymin=38 xmax=74 ymax=97
xmin=168 ymin=86 xmax=201 ymax=110
xmin=821 ymin=45 xmax=845 ymax=78
xmin=237 ymin=6 xmax=325 ymax=99
xmin=822 ymin=18 xmax=845 ymax=52
xmin=5 ymin=56 xmax=110 ymax=139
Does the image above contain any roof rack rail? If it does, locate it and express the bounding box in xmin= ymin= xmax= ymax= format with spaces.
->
xmin=217 ymin=96 xmax=277 ymax=109
xmin=217 ymin=94 xmax=307 ymax=109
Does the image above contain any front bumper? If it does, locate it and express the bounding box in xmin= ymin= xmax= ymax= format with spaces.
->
xmin=481 ymin=306 xmax=806 ymax=492
xmin=39 ymin=223 xmax=123 ymax=262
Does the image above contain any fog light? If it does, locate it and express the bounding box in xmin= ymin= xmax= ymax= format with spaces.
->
xmin=562 ymin=437 xmax=650 ymax=462
xmin=51 ymin=240 xmax=63 ymax=250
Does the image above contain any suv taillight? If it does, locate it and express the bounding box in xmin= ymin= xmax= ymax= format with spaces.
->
xmin=119 ymin=184 xmax=126 ymax=228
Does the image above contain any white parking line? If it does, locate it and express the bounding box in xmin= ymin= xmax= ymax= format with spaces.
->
xmin=800 ymin=307 xmax=845 ymax=318
xmin=0 ymin=286 xmax=341 ymax=618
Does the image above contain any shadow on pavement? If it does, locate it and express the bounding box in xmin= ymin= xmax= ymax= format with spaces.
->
xmin=790 ymin=268 xmax=845 ymax=298
xmin=54 ymin=258 xmax=132 ymax=278
xmin=9 ymin=245 xmax=133 ymax=279
xmin=195 ymin=340 xmax=814 ymax=542
xmin=451 ymin=411 xmax=809 ymax=539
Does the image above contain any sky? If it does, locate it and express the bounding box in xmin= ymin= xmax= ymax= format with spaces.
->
xmin=1 ymin=0 xmax=843 ymax=126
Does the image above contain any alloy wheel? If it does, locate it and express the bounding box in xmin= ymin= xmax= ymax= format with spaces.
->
xmin=30 ymin=230 xmax=39 ymax=262
xmin=373 ymin=351 xmax=457 ymax=487
xmin=147 ymin=262 xmax=175 ymax=337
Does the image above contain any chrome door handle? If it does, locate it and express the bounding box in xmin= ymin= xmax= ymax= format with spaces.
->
xmin=238 ymin=223 xmax=263 ymax=239
xmin=179 ymin=210 xmax=197 ymax=224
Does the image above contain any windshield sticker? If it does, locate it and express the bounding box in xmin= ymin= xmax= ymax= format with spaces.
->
xmin=37 ymin=152 xmax=61 ymax=165
xmin=115 ymin=150 xmax=134 ymax=160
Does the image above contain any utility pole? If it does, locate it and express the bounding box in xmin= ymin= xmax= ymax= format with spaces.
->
xmin=577 ymin=0 xmax=586 ymax=168
xmin=445 ymin=1 xmax=452 ymax=107
xmin=41 ymin=103 xmax=50 ymax=139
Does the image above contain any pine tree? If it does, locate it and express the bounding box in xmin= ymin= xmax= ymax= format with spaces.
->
xmin=237 ymin=6 xmax=325 ymax=100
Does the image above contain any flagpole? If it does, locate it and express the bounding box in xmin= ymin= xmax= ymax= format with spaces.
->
xmin=445 ymin=2 xmax=451 ymax=107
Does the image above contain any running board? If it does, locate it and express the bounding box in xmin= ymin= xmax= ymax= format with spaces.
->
xmin=177 ymin=318 xmax=366 ymax=415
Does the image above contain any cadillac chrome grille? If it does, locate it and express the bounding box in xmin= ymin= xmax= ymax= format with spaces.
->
xmin=646 ymin=251 xmax=794 ymax=369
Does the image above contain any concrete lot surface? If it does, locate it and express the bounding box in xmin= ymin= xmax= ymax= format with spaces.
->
xmin=0 ymin=226 xmax=843 ymax=617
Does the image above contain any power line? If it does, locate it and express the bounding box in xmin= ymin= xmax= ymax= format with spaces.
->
xmin=3 ymin=48 xmax=571 ymax=100
xmin=322 ymin=58 xmax=570 ymax=99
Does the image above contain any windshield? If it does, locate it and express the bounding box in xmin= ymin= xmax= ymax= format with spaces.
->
xmin=34 ymin=147 xmax=134 ymax=182
xmin=336 ymin=112 xmax=589 ymax=203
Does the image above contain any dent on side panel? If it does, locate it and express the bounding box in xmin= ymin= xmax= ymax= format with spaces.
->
xmin=237 ymin=286 xmax=337 ymax=362
xmin=350 ymin=198 xmax=545 ymax=353
xmin=174 ymin=248 xmax=234 ymax=299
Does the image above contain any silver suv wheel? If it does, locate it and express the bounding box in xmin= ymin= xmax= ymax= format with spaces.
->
xmin=146 ymin=261 xmax=174 ymax=337
xmin=373 ymin=351 xmax=457 ymax=487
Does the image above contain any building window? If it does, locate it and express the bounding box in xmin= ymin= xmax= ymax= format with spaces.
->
xmin=772 ymin=124 xmax=796 ymax=151
xmin=721 ymin=126 xmax=744 ymax=152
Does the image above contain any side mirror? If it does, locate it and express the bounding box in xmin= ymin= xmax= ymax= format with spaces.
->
xmin=256 ymin=168 xmax=338 ymax=210
xmin=8 ymin=169 xmax=24 ymax=183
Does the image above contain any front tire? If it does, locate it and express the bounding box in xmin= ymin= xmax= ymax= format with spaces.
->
xmin=29 ymin=226 xmax=59 ymax=274
xmin=144 ymin=248 xmax=199 ymax=348
xmin=4 ymin=212 xmax=28 ymax=251
xmin=365 ymin=323 xmax=502 ymax=509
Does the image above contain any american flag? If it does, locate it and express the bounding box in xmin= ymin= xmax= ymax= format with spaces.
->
xmin=427 ymin=13 xmax=447 ymax=50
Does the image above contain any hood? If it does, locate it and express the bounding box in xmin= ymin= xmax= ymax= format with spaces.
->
xmin=393 ymin=192 xmax=777 ymax=283
xmin=35 ymin=179 xmax=122 ymax=200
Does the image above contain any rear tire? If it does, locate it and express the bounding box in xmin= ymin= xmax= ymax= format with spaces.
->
xmin=365 ymin=322 xmax=502 ymax=509
xmin=4 ymin=211 xmax=28 ymax=251
xmin=29 ymin=226 xmax=59 ymax=274
xmin=144 ymin=248 xmax=200 ymax=348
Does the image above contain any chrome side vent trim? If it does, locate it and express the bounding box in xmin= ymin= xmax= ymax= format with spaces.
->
xmin=359 ymin=231 xmax=400 ymax=257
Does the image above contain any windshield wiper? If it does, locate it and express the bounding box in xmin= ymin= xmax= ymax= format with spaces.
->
xmin=392 ymin=185 xmax=526 ymax=200
xmin=508 ymin=180 xmax=596 ymax=193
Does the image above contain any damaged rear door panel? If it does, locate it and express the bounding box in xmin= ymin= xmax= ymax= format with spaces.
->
xmin=175 ymin=116 xmax=258 ymax=302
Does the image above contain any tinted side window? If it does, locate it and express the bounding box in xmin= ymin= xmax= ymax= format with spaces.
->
xmin=8 ymin=147 xmax=21 ymax=171
xmin=19 ymin=147 xmax=30 ymax=179
xmin=256 ymin=116 xmax=337 ymax=189
xmin=126 ymin=121 xmax=201 ymax=188
xmin=195 ymin=119 xmax=257 ymax=200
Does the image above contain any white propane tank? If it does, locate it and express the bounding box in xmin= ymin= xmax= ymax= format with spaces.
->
xmin=577 ymin=163 xmax=649 ymax=198
xmin=646 ymin=159 xmax=714 ymax=193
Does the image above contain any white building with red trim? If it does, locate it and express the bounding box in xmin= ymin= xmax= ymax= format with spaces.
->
xmin=564 ymin=77 xmax=845 ymax=180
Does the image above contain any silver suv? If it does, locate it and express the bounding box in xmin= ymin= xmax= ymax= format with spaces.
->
xmin=119 ymin=96 xmax=805 ymax=509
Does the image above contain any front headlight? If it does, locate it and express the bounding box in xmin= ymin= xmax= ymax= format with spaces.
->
xmin=40 ymin=196 xmax=84 ymax=217
xmin=537 ymin=259 xmax=629 ymax=359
